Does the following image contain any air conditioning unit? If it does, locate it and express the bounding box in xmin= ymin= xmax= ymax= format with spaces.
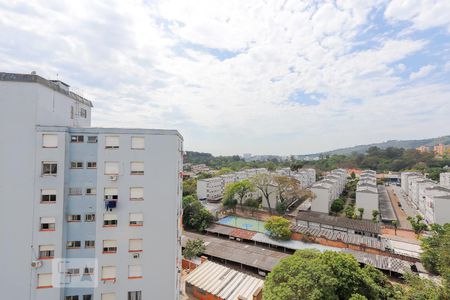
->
xmin=109 ymin=175 xmax=118 ymax=181
xmin=31 ymin=261 xmax=42 ymax=268
xmin=132 ymin=253 xmax=140 ymax=259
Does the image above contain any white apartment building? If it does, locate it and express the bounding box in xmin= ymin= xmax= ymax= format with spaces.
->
xmin=401 ymin=172 xmax=421 ymax=195
xmin=197 ymin=177 xmax=225 ymax=202
xmin=0 ymin=72 xmax=183 ymax=300
xmin=311 ymin=169 xmax=347 ymax=214
xmin=440 ymin=172 xmax=450 ymax=187
xmin=355 ymin=170 xmax=379 ymax=220
xmin=421 ymin=185 xmax=450 ymax=225
xmin=408 ymin=177 xmax=435 ymax=207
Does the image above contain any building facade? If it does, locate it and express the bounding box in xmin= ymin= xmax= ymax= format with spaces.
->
xmin=0 ymin=72 xmax=183 ymax=300
xmin=355 ymin=170 xmax=379 ymax=220
xmin=440 ymin=172 xmax=450 ymax=188
xmin=310 ymin=169 xmax=347 ymax=214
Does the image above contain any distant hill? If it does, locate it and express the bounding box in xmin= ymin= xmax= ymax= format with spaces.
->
xmin=307 ymin=135 xmax=450 ymax=157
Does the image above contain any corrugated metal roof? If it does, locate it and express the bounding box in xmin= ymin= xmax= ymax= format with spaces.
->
xmin=186 ymin=261 xmax=264 ymax=300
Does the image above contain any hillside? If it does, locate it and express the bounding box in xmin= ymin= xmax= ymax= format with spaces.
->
xmin=309 ymin=135 xmax=450 ymax=157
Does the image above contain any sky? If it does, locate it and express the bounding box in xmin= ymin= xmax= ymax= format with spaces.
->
xmin=0 ymin=0 xmax=449 ymax=156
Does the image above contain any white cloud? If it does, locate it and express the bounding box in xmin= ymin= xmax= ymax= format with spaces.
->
xmin=385 ymin=0 xmax=450 ymax=32
xmin=409 ymin=64 xmax=435 ymax=80
xmin=0 ymin=0 xmax=449 ymax=155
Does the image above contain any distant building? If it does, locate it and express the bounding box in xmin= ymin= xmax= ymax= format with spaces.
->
xmin=400 ymin=172 xmax=422 ymax=195
xmin=434 ymin=144 xmax=445 ymax=156
xmin=422 ymin=185 xmax=450 ymax=225
xmin=416 ymin=145 xmax=430 ymax=153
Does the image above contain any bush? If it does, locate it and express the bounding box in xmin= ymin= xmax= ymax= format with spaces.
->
xmin=275 ymin=201 xmax=287 ymax=215
xmin=182 ymin=239 xmax=205 ymax=260
xmin=264 ymin=216 xmax=291 ymax=240
xmin=182 ymin=196 xmax=214 ymax=232
xmin=330 ymin=198 xmax=345 ymax=214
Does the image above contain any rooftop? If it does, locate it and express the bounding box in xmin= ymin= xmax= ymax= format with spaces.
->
xmin=296 ymin=211 xmax=381 ymax=234
xmin=0 ymin=72 xmax=93 ymax=107
xmin=185 ymin=261 xmax=264 ymax=300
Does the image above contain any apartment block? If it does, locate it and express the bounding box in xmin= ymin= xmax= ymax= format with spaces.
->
xmin=0 ymin=72 xmax=183 ymax=300
xmin=440 ymin=172 xmax=450 ymax=187
xmin=311 ymin=169 xmax=347 ymax=214
xmin=355 ymin=170 xmax=379 ymax=220
xmin=400 ymin=172 xmax=422 ymax=195
xmin=421 ymin=185 xmax=450 ymax=225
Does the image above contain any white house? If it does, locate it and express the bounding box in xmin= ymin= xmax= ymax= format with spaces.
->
xmin=440 ymin=172 xmax=450 ymax=187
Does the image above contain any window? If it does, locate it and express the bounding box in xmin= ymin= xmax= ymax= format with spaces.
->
xmin=101 ymin=293 xmax=115 ymax=300
xmin=130 ymin=162 xmax=144 ymax=175
xmin=85 ymin=240 xmax=95 ymax=248
xmin=128 ymin=291 xmax=142 ymax=300
xmin=85 ymin=188 xmax=96 ymax=195
xmin=67 ymin=241 xmax=81 ymax=249
xmin=129 ymin=213 xmax=143 ymax=226
xmin=41 ymin=189 xmax=56 ymax=203
xmin=39 ymin=245 xmax=55 ymax=259
xmin=105 ymin=136 xmax=119 ymax=149
xmin=130 ymin=187 xmax=144 ymax=201
xmin=42 ymin=134 xmax=58 ymax=148
xmin=71 ymin=162 xmax=83 ymax=169
xmin=40 ymin=217 xmax=55 ymax=231
xmin=101 ymin=266 xmax=116 ymax=281
xmin=42 ymin=162 xmax=57 ymax=175
xmin=85 ymin=214 xmax=95 ymax=222
xmin=131 ymin=137 xmax=145 ymax=150
xmin=80 ymin=108 xmax=87 ymax=118
xmin=129 ymin=239 xmax=143 ymax=252
xmin=87 ymin=136 xmax=97 ymax=143
xmin=66 ymin=268 xmax=80 ymax=276
xmin=71 ymin=135 xmax=84 ymax=143
xmin=103 ymin=240 xmax=117 ymax=253
xmin=67 ymin=215 xmax=81 ymax=222
xmin=83 ymin=268 xmax=94 ymax=275
xmin=128 ymin=265 xmax=142 ymax=279
xmin=37 ymin=273 xmax=52 ymax=289
xmin=83 ymin=296 xmax=93 ymax=300
xmin=69 ymin=187 xmax=82 ymax=195
xmin=66 ymin=296 xmax=79 ymax=300
xmin=87 ymin=162 xmax=97 ymax=169
xmin=104 ymin=162 xmax=119 ymax=175
xmin=104 ymin=188 xmax=118 ymax=200
xmin=103 ymin=213 xmax=117 ymax=227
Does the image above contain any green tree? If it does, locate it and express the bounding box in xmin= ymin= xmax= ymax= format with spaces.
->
xmin=222 ymin=196 xmax=237 ymax=212
xmin=357 ymin=208 xmax=364 ymax=220
xmin=330 ymin=199 xmax=345 ymax=215
xmin=372 ymin=210 xmax=379 ymax=223
xmin=182 ymin=195 xmax=213 ymax=232
xmin=182 ymin=239 xmax=205 ymax=260
xmin=420 ymin=223 xmax=450 ymax=294
xmin=401 ymin=272 xmax=446 ymax=300
xmin=223 ymin=179 xmax=255 ymax=209
xmin=182 ymin=178 xmax=197 ymax=197
xmin=345 ymin=205 xmax=355 ymax=218
xmin=391 ymin=220 xmax=398 ymax=235
xmin=275 ymin=201 xmax=287 ymax=215
xmin=351 ymin=171 xmax=356 ymax=179
xmin=264 ymin=216 xmax=292 ymax=240
xmin=264 ymin=249 xmax=396 ymax=300
xmin=407 ymin=215 xmax=428 ymax=236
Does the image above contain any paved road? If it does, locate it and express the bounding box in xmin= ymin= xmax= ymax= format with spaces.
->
xmin=385 ymin=185 xmax=414 ymax=230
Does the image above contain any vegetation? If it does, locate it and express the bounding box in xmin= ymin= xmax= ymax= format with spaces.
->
xmin=264 ymin=249 xmax=398 ymax=300
xmin=391 ymin=220 xmax=398 ymax=235
xmin=222 ymin=196 xmax=237 ymax=212
xmin=330 ymin=198 xmax=345 ymax=215
xmin=357 ymin=208 xmax=364 ymax=220
xmin=182 ymin=239 xmax=205 ymax=260
xmin=372 ymin=210 xmax=380 ymax=223
xmin=182 ymin=178 xmax=197 ymax=197
xmin=401 ymin=272 xmax=446 ymax=299
xmin=420 ymin=223 xmax=450 ymax=294
xmin=222 ymin=179 xmax=255 ymax=209
xmin=243 ymin=198 xmax=260 ymax=216
xmin=407 ymin=215 xmax=428 ymax=236
xmin=252 ymin=173 xmax=276 ymax=214
xmin=182 ymin=196 xmax=213 ymax=232
xmin=264 ymin=216 xmax=292 ymax=240
xmin=275 ymin=201 xmax=287 ymax=215
xmin=185 ymin=147 xmax=450 ymax=176
xmin=345 ymin=204 xmax=356 ymax=219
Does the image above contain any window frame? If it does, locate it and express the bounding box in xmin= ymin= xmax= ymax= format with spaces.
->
xmin=130 ymin=162 xmax=144 ymax=175
xmin=70 ymin=161 xmax=84 ymax=169
xmin=131 ymin=136 xmax=145 ymax=150
xmin=105 ymin=136 xmax=119 ymax=149
xmin=42 ymin=134 xmax=58 ymax=148
xmin=86 ymin=162 xmax=97 ymax=169
xmin=67 ymin=214 xmax=81 ymax=222
xmin=85 ymin=240 xmax=95 ymax=248
xmin=70 ymin=135 xmax=84 ymax=143
xmin=67 ymin=241 xmax=81 ymax=249
xmin=42 ymin=162 xmax=57 ymax=176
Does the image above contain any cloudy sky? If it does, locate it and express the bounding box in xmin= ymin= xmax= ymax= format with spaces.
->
xmin=1 ymin=0 xmax=449 ymax=155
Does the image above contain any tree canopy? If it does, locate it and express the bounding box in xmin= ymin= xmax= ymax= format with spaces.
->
xmin=222 ymin=179 xmax=255 ymax=209
xmin=264 ymin=216 xmax=292 ymax=240
xmin=264 ymin=249 xmax=397 ymax=300
xmin=182 ymin=238 xmax=206 ymax=260
xmin=182 ymin=195 xmax=213 ymax=232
